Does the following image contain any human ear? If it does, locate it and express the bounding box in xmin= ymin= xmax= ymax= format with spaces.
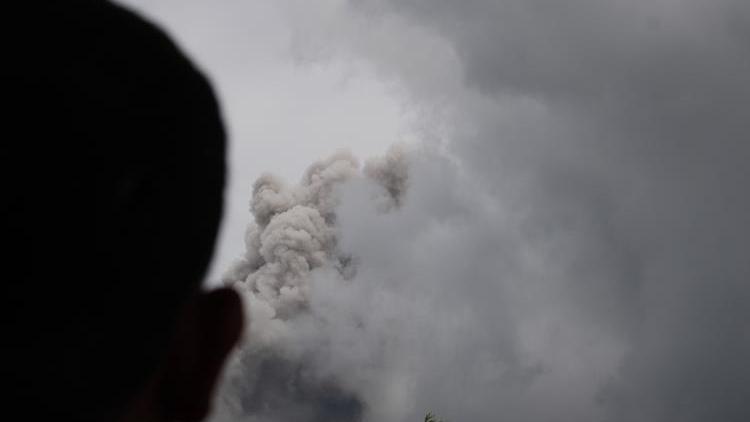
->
xmin=157 ymin=287 xmax=244 ymax=422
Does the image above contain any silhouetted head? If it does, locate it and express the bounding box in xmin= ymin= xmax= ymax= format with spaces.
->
xmin=1 ymin=1 xmax=243 ymax=421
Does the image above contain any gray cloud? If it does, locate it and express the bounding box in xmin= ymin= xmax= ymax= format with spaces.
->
xmin=213 ymin=0 xmax=750 ymax=421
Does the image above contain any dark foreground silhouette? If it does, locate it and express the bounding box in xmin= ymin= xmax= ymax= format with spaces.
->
xmin=1 ymin=1 xmax=243 ymax=421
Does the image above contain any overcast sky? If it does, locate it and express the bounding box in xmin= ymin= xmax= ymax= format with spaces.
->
xmin=117 ymin=0 xmax=414 ymax=282
xmin=116 ymin=1 xmax=750 ymax=422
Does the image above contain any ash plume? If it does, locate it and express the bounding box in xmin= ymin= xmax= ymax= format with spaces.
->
xmin=271 ymin=1 xmax=750 ymax=421
xmin=216 ymin=0 xmax=750 ymax=421
xmin=215 ymin=146 xmax=409 ymax=422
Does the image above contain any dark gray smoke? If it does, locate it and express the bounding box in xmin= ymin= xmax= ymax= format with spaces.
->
xmin=227 ymin=355 xmax=363 ymax=422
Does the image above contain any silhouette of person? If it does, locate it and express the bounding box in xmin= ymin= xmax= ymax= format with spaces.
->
xmin=1 ymin=1 xmax=244 ymax=421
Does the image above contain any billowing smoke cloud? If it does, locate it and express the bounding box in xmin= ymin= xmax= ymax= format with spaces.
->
xmin=213 ymin=0 xmax=750 ymax=421
xmin=213 ymin=146 xmax=411 ymax=422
